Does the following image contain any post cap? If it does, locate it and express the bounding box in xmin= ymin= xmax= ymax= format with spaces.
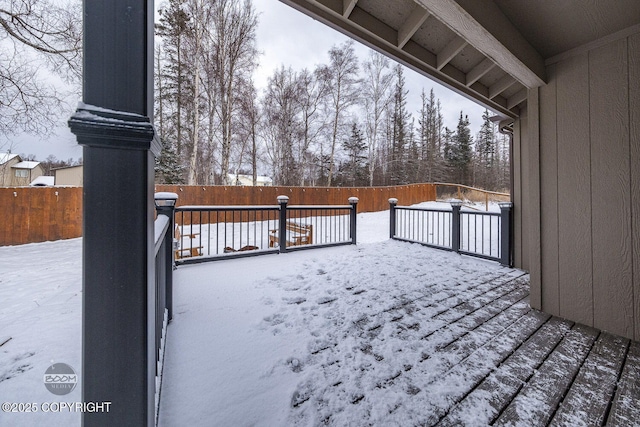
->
xmin=348 ymin=197 xmax=359 ymax=204
xmin=450 ymin=199 xmax=463 ymax=207
xmin=154 ymin=192 xmax=178 ymax=207
xmin=277 ymin=195 xmax=289 ymax=203
xmin=388 ymin=198 xmax=398 ymax=204
xmin=498 ymin=201 xmax=513 ymax=209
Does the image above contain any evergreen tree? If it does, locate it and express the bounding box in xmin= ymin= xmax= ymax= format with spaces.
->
xmin=341 ymin=122 xmax=368 ymax=186
xmin=156 ymin=0 xmax=193 ymax=182
xmin=155 ymin=137 xmax=184 ymax=184
xmin=417 ymin=88 xmax=443 ymax=182
xmin=448 ymin=112 xmax=473 ymax=185
xmin=474 ymin=109 xmax=496 ymax=189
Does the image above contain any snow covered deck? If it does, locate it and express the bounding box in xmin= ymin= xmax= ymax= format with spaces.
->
xmin=0 ymin=205 xmax=639 ymax=426
xmin=158 ymin=238 xmax=640 ymax=426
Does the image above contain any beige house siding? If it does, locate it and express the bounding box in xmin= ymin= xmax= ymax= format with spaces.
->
xmin=632 ymin=31 xmax=640 ymax=348
xmin=528 ymin=29 xmax=640 ymax=340
xmin=10 ymin=164 xmax=44 ymax=187
xmin=0 ymin=156 xmax=20 ymax=186
xmin=55 ymin=165 xmax=83 ymax=186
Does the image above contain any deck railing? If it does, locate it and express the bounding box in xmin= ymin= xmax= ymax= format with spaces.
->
xmin=389 ymin=198 xmax=513 ymax=266
xmin=153 ymin=192 xmax=177 ymax=424
xmin=173 ymin=196 xmax=359 ymax=265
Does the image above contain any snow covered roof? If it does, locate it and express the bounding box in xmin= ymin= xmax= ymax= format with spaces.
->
xmin=29 ymin=176 xmax=55 ymax=187
xmin=12 ymin=161 xmax=40 ymax=169
xmin=0 ymin=152 xmax=19 ymax=165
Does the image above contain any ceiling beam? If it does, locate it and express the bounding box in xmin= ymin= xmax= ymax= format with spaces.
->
xmin=397 ymin=6 xmax=430 ymax=49
xmin=507 ymin=88 xmax=527 ymax=109
xmin=417 ymin=0 xmax=546 ymax=87
xmin=343 ymin=0 xmax=357 ymax=18
xmin=489 ymin=74 xmax=516 ymax=99
xmin=437 ymin=36 xmax=467 ymax=70
xmin=466 ymin=57 xmax=495 ymax=87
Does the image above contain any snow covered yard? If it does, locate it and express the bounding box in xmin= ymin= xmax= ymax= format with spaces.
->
xmin=0 ymin=239 xmax=82 ymax=427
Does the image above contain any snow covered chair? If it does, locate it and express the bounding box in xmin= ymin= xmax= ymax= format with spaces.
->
xmin=174 ymin=225 xmax=203 ymax=259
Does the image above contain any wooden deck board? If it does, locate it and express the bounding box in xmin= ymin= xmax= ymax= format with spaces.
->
xmin=420 ymin=309 xmax=552 ymax=426
xmin=437 ymin=317 xmax=574 ymax=426
xmin=607 ymin=340 xmax=640 ymax=426
xmin=493 ymin=324 xmax=599 ymax=426
xmin=280 ymin=268 xmax=640 ymax=426
xmin=420 ymin=285 xmax=529 ymax=348
xmin=549 ymin=332 xmax=629 ymax=426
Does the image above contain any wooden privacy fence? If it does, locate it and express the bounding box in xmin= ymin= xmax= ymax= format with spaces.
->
xmin=155 ymin=183 xmax=436 ymax=213
xmin=0 ymin=184 xmax=436 ymax=246
xmin=0 ymin=187 xmax=83 ymax=246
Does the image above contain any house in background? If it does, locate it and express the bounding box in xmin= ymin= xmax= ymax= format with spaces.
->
xmin=227 ymin=173 xmax=273 ymax=186
xmin=0 ymin=153 xmax=44 ymax=186
xmin=53 ymin=164 xmax=83 ymax=186
xmin=11 ymin=161 xmax=44 ymax=186
xmin=0 ymin=152 xmax=20 ymax=186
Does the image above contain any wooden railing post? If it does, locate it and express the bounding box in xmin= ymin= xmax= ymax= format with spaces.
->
xmin=389 ymin=198 xmax=398 ymax=238
xmin=499 ymin=202 xmax=513 ymax=267
xmin=450 ymin=200 xmax=463 ymax=253
xmin=277 ymin=195 xmax=289 ymax=253
xmin=349 ymin=197 xmax=359 ymax=244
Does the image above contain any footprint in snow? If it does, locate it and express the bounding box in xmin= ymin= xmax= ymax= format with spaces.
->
xmin=291 ymin=380 xmax=314 ymax=407
xmin=263 ymin=313 xmax=286 ymax=326
xmin=284 ymin=296 xmax=306 ymax=305
xmin=317 ymin=296 xmax=337 ymax=305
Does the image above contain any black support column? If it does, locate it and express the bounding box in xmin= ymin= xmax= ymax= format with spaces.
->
xmin=68 ymin=1 xmax=158 ymax=426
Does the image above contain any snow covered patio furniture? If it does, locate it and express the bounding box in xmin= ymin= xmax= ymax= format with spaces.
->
xmin=174 ymin=226 xmax=202 ymax=259
xmin=268 ymin=221 xmax=314 ymax=248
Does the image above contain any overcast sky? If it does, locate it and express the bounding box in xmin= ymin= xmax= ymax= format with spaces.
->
xmin=8 ymin=0 xmax=489 ymax=162
xmin=254 ymin=0 xmax=488 ymax=132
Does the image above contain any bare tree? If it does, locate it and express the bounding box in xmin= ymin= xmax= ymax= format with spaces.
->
xmin=361 ymin=51 xmax=392 ymax=186
xmin=209 ymin=0 xmax=258 ymax=184
xmin=262 ymin=66 xmax=302 ymax=186
xmin=296 ymin=67 xmax=327 ymax=186
xmin=234 ymin=77 xmax=259 ymax=185
xmin=0 ymin=0 xmax=81 ymax=136
xmin=186 ymin=0 xmax=208 ymax=185
xmin=319 ymin=40 xmax=360 ymax=186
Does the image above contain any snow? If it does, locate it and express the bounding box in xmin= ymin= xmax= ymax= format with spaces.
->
xmin=0 ymin=239 xmax=82 ymax=427
xmin=0 ymin=152 xmax=19 ymax=164
xmin=12 ymin=161 xmax=40 ymax=170
xmin=0 ymin=201 xmax=518 ymax=426
xmin=29 ymin=176 xmax=55 ymax=187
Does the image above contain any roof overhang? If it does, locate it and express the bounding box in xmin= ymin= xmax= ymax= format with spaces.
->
xmin=278 ymin=0 xmax=547 ymax=119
